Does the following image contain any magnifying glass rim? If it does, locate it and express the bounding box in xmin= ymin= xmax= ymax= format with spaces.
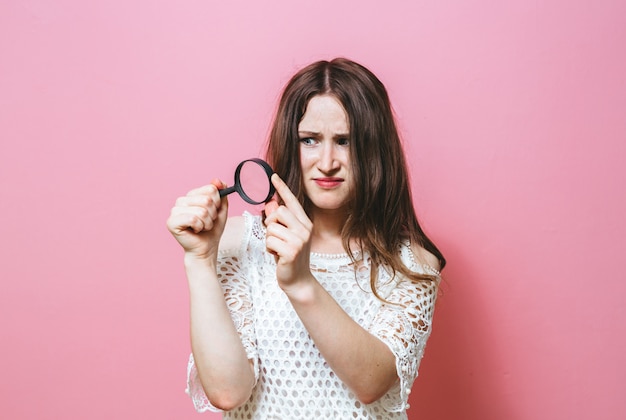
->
xmin=234 ymin=158 xmax=276 ymax=204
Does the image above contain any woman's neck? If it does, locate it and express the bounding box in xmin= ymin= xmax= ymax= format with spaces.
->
xmin=308 ymin=209 xmax=352 ymax=254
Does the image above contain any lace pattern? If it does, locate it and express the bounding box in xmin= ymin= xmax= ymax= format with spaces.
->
xmin=186 ymin=212 xmax=439 ymax=419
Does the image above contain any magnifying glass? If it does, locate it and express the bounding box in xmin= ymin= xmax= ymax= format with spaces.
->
xmin=219 ymin=158 xmax=276 ymax=205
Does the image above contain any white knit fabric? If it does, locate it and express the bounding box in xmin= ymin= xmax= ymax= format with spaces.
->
xmin=186 ymin=212 xmax=439 ymax=419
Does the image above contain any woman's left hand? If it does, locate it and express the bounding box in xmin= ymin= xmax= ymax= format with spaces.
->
xmin=264 ymin=174 xmax=314 ymax=290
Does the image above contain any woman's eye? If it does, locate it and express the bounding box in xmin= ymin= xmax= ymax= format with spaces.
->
xmin=300 ymin=137 xmax=316 ymax=145
xmin=337 ymin=137 xmax=349 ymax=146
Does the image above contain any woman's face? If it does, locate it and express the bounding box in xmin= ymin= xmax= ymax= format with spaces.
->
xmin=298 ymin=95 xmax=354 ymax=216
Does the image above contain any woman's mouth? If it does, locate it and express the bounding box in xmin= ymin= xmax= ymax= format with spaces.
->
xmin=313 ymin=177 xmax=344 ymax=188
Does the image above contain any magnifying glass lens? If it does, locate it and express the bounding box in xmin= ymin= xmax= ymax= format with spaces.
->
xmin=238 ymin=160 xmax=273 ymax=204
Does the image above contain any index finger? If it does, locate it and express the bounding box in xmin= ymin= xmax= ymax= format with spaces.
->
xmin=270 ymin=173 xmax=309 ymax=223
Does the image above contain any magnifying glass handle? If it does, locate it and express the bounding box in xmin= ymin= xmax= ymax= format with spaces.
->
xmin=219 ymin=185 xmax=237 ymax=197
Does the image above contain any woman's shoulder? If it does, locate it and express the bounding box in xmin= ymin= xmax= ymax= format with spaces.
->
xmin=405 ymin=242 xmax=441 ymax=276
xmin=217 ymin=216 xmax=246 ymax=256
xmin=218 ymin=212 xmax=264 ymax=257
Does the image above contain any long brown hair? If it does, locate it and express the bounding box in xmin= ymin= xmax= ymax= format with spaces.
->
xmin=266 ymin=58 xmax=445 ymax=293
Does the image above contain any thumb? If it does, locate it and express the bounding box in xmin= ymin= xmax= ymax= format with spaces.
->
xmin=210 ymin=178 xmax=229 ymax=216
xmin=210 ymin=178 xmax=227 ymax=190
xmin=264 ymin=199 xmax=279 ymax=217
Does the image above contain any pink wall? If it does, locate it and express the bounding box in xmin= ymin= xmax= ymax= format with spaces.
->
xmin=1 ymin=1 xmax=625 ymax=418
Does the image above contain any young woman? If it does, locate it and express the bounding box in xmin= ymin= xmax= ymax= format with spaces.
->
xmin=166 ymin=58 xmax=445 ymax=419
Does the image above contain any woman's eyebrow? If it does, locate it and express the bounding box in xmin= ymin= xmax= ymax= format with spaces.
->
xmin=298 ymin=131 xmax=350 ymax=138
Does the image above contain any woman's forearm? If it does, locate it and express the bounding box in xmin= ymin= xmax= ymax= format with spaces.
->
xmin=185 ymin=255 xmax=255 ymax=411
xmin=283 ymin=276 xmax=398 ymax=404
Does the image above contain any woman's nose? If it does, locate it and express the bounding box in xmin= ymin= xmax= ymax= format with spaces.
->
xmin=317 ymin=143 xmax=339 ymax=172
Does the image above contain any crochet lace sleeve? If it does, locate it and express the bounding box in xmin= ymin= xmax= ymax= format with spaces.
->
xmin=185 ymin=225 xmax=258 ymax=412
xmin=369 ymin=266 xmax=440 ymax=412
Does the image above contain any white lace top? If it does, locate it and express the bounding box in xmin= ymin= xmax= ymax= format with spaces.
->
xmin=186 ymin=212 xmax=440 ymax=419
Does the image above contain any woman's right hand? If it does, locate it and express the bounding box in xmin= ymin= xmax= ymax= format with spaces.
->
xmin=166 ymin=179 xmax=229 ymax=261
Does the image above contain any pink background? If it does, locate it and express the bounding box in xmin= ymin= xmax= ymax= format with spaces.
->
xmin=1 ymin=1 xmax=625 ymax=419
